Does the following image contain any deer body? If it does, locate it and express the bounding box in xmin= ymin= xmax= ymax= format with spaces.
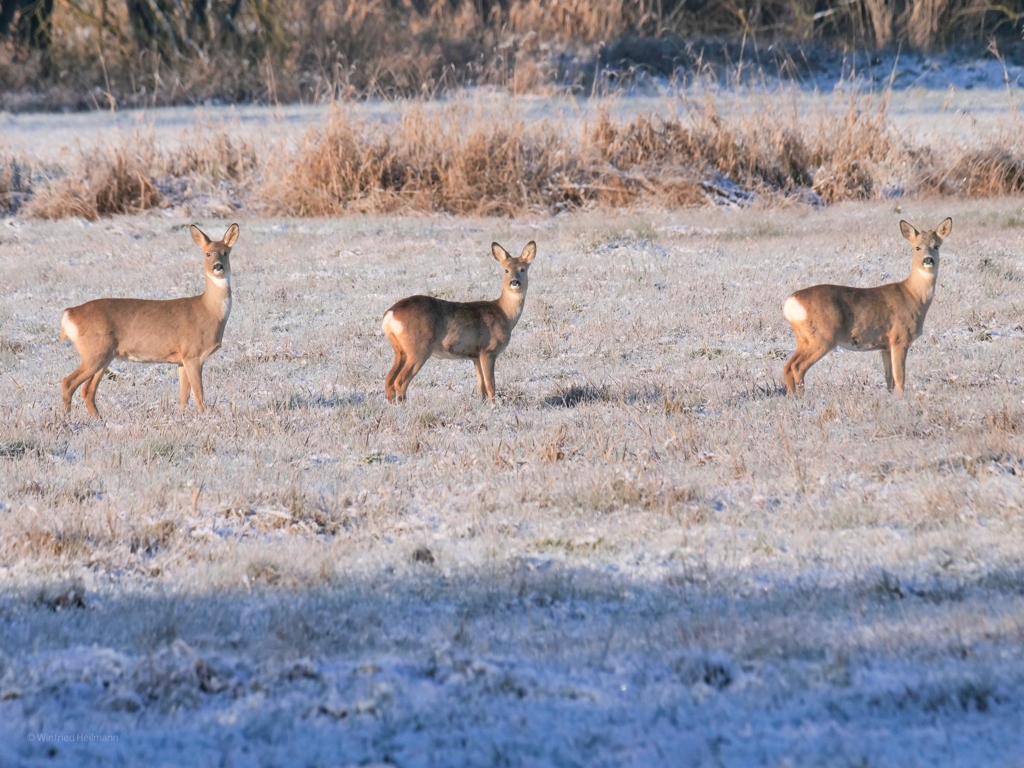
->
xmin=60 ymin=224 xmax=239 ymax=416
xmin=782 ymin=217 xmax=951 ymax=395
xmin=382 ymin=241 xmax=536 ymax=402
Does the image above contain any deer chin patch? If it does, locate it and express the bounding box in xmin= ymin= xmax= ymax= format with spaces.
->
xmin=208 ymin=274 xmax=230 ymax=288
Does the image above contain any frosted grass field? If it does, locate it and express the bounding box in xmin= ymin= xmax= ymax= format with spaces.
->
xmin=2 ymin=198 xmax=1023 ymax=765
xmin=2 ymin=86 xmax=1024 ymax=764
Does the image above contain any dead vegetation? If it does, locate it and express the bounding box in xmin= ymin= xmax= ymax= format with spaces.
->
xmin=22 ymin=132 xmax=258 ymax=221
xmin=26 ymin=145 xmax=162 ymax=221
xmin=1 ymin=1 xmax=1021 ymax=110
xmin=13 ymin=96 xmax=1024 ymax=220
xmin=922 ymin=144 xmax=1024 ymax=197
xmin=0 ymin=156 xmax=33 ymax=215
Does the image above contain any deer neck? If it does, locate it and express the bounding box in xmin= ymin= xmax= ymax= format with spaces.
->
xmin=202 ymin=273 xmax=233 ymax=323
xmin=497 ymin=287 xmax=526 ymax=328
xmin=903 ymin=266 xmax=936 ymax=310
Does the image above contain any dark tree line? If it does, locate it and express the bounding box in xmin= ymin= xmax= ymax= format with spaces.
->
xmin=0 ymin=0 xmax=53 ymax=49
xmin=2 ymin=1 xmax=1023 ymax=57
xmin=0 ymin=0 xmax=244 ymax=55
xmin=124 ymin=0 xmax=244 ymax=56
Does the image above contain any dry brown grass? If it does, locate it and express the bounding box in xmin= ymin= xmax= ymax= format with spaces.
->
xmin=162 ymin=131 xmax=260 ymax=185
xmin=263 ymin=98 xmax=895 ymax=216
xmin=23 ymin=131 xmax=259 ymax=221
xmin=262 ymin=107 xmax=591 ymax=216
xmin=25 ymin=141 xmax=163 ymax=221
xmin=923 ymin=145 xmax=1024 ymax=197
xmin=11 ymin=94 xmax=1024 ymax=220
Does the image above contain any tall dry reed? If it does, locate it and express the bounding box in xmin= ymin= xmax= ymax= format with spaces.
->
xmin=17 ymin=97 xmax=1024 ymax=220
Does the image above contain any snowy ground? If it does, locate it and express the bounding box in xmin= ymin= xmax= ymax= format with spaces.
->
xmin=1 ymin=196 xmax=1024 ymax=765
xmin=2 ymin=81 xmax=1022 ymax=165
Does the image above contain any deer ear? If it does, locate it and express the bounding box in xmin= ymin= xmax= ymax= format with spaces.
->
xmin=190 ymin=224 xmax=212 ymax=248
xmin=899 ymin=220 xmax=919 ymax=242
xmin=935 ymin=217 xmax=952 ymax=240
xmin=520 ymin=241 xmax=537 ymax=264
xmin=222 ymin=223 xmax=240 ymax=248
xmin=491 ymin=242 xmax=511 ymax=263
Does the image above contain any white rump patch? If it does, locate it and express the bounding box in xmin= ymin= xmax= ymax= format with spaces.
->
xmin=783 ymin=296 xmax=807 ymax=324
xmin=61 ymin=311 xmax=79 ymax=342
xmin=382 ymin=310 xmax=404 ymax=336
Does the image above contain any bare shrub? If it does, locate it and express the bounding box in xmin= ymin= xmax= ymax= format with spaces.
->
xmin=810 ymin=101 xmax=895 ymax=203
xmin=26 ymin=144 xmax=162 ymax=221
xmin=0 ymin=156 xmax=33 ymax=214
xmin=23 ymin=130 xmax=262 ymax=220
xmin=267 ymin=101 xmax=839 ymax=217
xmin=7 ymin=94 xmax=1021 ymax=220
xmin=924 ymin=146 xmax=1024 ymax=198
xmin=162 ymin=131 xmax=260 ymax=185
xmin=263 ymin=106 xmax=591 ymax=217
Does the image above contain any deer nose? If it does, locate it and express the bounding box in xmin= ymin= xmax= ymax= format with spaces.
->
xmin=923 ymin=256 xmax=935 ymax=267
xmin=213 ymin=262 xmax=224 ymax=272
xmin=510 ymin=279 xmax=521 ymax=288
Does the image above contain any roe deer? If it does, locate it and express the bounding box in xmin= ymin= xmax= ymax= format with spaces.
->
xmin=382 ymin=241 xmax=537 ymax=402
xmin=60 ymin=223 xmax=239 ymax=417
xmin=782 ymin=217 xmax=952 ymax=396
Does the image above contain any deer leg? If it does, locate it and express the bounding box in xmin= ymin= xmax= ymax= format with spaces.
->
xmin=890 ymin=343 xmax=909 ymax=396
xmin=178 ymin=365 xmax=191 ymax=409
xmin=783 ymin=350 xmax=805 ymax=396
xmin=62 ymin=365 xmax=86 ymax=412
xmin=384 ymin=347 xmax=405 ymax=403
xmin=182 ymin=359 xmax=206 ymax=412
xmin=82 ymin=367 xmax=108 ymax=418
xmin=395 ymin=356 xmax=426 ymax=402
xmin=62 ymin=353 xmax=109 ymax=415
xmin=473 ymin=358 xmax=487 ymax=400
xmin=792 ymin=343 xmax=832 ymax=390
xmin=881 ymin=349 xmax=895 ymax=391
xmin=479 ymin=352 xmax=497 ymax=401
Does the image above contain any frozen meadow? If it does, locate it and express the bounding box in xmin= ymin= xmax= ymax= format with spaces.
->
xmin=1 ymin=89 xmax=1024 ymax=765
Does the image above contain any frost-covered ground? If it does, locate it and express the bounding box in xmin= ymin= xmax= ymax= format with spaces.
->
xmin=3 ymin=77 xmax=1022 ymax=165
xmin=1 ymin=197 xmax=1024 ymax=765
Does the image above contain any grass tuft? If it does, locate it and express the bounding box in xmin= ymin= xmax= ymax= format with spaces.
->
xmin=26 ymin=145 xmax=161 ymax=221
xmin=12 ymin=97 xmax=1024 ymax=219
